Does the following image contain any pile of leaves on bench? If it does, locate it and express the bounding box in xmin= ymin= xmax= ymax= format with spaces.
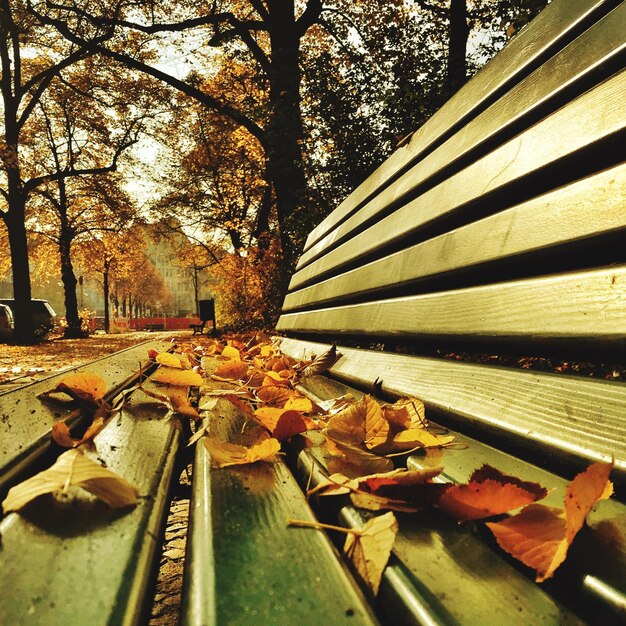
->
xmin=2 ymin=333 xmax=614 ymax=595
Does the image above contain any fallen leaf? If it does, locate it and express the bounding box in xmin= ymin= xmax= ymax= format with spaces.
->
xmin=156 ymin=352 xmax=183 ymax=368
xmin=384 ymin=397 xmax=427 ymax=429
xmin=326 ymin=395 xmax=389 ymax=450
xmin=344 ymin=512 xmax=398 ymax=595
xmin=255 ymin=386 xmax=294 ymax=406
xmin=273 ymin=410 xmax=309 ymax=441
xmin=324 ymin=440 xmax=394 ymax=477
xmin=222 ymin=346 xmax=241 ymax=360
xmin=300 ymin=344 xmax=340 ymax=377
xmin=2 ymin=449 xmax=139 ymax=512
xmin=45 ymin=372 xmax=107 ymax=405
xmin=284 ymin=396 xmax=314 ymax=413
xmin=391 ymin=428 xmax=453 ymax=450
xmin=168 ymin=390 xmax=200 ymax=420
xmin=438 ymin=465 xmax=548 ymax=521
xmin=214 ymin=360 xmax=249 ymax=380
xmin=204 ymin=436 xmax=281 ymax=468
xmin=486 ymin=461 xmax=613 ymax=581
xmin=152 ymin=367 xmax=204 ymax=387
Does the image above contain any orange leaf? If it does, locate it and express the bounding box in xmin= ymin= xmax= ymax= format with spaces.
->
xmin=203 ymin=436 xmax=281 ymax=468
xmin=384 ymin=397 xmax=426 ymax=430
xmin=214 ymin=360 xmax=249 ymax=380
xmin=273 ymin=410 xmax=308 ymax=441
xmin=284 ymin=396 xmax=313 ymax=413
xmin=486 ymin=461 xmax=613 ymax=581
xmin=222 ymin=346 xmax=241 ymax=360
xmin=51 ymin=421 xmax=76 ymax=448
xmin=438 ymin=465 xmax=548 ymax=521
xmin=255 ymin=386 xmax=294 ymax=406
xmin=47 ymin=372 xmax=107 ymax=404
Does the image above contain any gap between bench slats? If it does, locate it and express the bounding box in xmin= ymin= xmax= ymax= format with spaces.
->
xmin=283 ymin=163 xmax=626 ymax=312
xmin=302 ymin=0 xmax=619 ymax=256
xmin=291 ymin=67 xmax=626 ymax=291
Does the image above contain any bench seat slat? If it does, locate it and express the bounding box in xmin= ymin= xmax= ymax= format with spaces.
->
xmin=278 ymin=338 xmax=626 ymax=489
xmin=302 ymin=0 xmax=618 ymax=256
xmin=283 ymin=163 xmax=626 ymax=311
xmin=291 ymin=67 xmax=626 ymax=290
xmin=182 ymin=378 xmax=377 ymax=626
xmin=0 ymin=340 xmax=171 ymax=495
xmin=280 ymin=267 xmax=626 ymax=350
xmin=0 ymin=401 xmax=181 ymax=626
xmin=294 ymin=380 xmax=623 ymax=624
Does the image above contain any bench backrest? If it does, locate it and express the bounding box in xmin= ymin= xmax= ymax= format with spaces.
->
xmin=277 ymin=0 xmax=626 ymax=489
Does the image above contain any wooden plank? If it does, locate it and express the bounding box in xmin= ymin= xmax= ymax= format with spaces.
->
xmin=280 ymin=266 xmax=626 ymax=349
xmin=283 ymin=163 xmax=626 ymax=311
xmin=291 ymin=67 xmax=626 ymax=290
xmin=181 ymin=382 xmax=377 ymax=626
xmin=300 ymin=0 xmax=619 ymax=258
xmin=0 ymin=398 xmax=182 ymax=626
xmin=297 ymin=375 xmax=626 ymax=622
xmin=0 ymin=340 xmax=171 ymax=495
xmin=278 ymin=337 xmax=626 ymax=488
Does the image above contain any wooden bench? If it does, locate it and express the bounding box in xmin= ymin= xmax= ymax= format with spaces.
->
xmin=2 ymin=2 xmax=625 ymax=625
xmin=274 ymin=0 xmax=626 ymax=622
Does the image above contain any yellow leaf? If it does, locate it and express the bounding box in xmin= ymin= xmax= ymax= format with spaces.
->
xmin=203 ymin=437 xmax=281 ymax=468
xmin=156 ymin=352 xmax=183 ymax=368
xmin=344 ymin=512 xmax=398 ymax=595
xmin=152 ymin=367 xmax=203 ymax=387
xmin=391 ymin=429 xmax=454 ymax=450
xmin=260 ymin=345 xmax=276 ymax=357
xmin=222 ymin=346 xmax=241 ymax=360
xmin=2 ymin=449 xmax=138 ymax=513
xmin=363 ymin=395 xmax=390 ymax=450
xmin=284 ymin=396 xmax=313 ymax=413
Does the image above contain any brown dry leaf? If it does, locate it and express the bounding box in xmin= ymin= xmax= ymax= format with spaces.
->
xmin=324 ymin=440 xmax=394 ymax=477
xmin=486 ymin=461 xmax=613 ymax=581
xmin=168 ymin=390 xmax=200 ymax=420
xmin=262 ymin=372 xmax=290 ymax=387
xmin=203 ymin=436 xmax=281 ymax=468
xmin=384 ymin=397 xmax=427 ymax=429
xmin=46 ymin=372 xmax=107 ymax=405
xmin=300 ymin=344 xmax=340 ymax=377
xmin=255 ymin=386 xmax=294 ymax=406
xmin=2 ymin=449 xmax=139 ymax=513
xmin=156 ymin=352 xmax=183 ymax=369
xmin=254 ymin=406 xmax=284 ymax=431
xmin=307 ymin=473 xmax=353 ymax=497
xmin=51 ymin=421 xmax=76 ymax=448
xmin=214 ymin=360 xmax=249 ymax=380
xmin=363 ymin=395 xmax=390 ymax=450
xmin=344 ymin=512 xmax=398 ymax=595
xmin=438 ymin=465 xmax=548 ymax=522
xmin=273 ymin=410 xmax=309 ymax=441
xmin=325 ymin=398 xmax=366 ymax=446
xmin=152 ymin=367 xmax=203 ymax=387
xmin=226 ymin=394 xmax=257 ymax=420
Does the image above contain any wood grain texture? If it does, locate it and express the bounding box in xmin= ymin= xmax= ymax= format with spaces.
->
xmin=280 ymin=267 xmax=626 ymax=349
xmin=291 ymin=68 xmax=626 ymax=290
xmin=301 ymin=0 xmax=614 ymax=257
xmin=0 ymin=399 xmax=182 ymax=626
xmin=283 ymin=164 xmax=626 ymax=311
xmin=0 ymin=340 xmax=172 ymax=495
xmin=181 ymin=367 xmax=377 ymax=626
xmin=278 ymin=337 xmax=626 ymax=486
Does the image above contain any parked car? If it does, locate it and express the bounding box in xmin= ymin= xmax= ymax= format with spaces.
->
xmin=0 ymin=303 xmax=14 ymax=340
xmin=0 ymin=299 xmax=57 ymax=336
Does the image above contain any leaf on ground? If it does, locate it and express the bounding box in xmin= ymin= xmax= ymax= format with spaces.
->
xmin=2 ymin=449 xmax=139 ymax=513
xmin=486 ymin=461 xmax=613 ymax=581
xmin=300 ymin=344 xmax=340 ymax=377
xmin=152 ymin=367 xmax=203 ymax=387
xmin=45 ymin=372 xmax=107 ymax=405
xmin=344 ymin=511 xmax=398 ymax=595
xmin=438 ymin=465 xmax=548 ymax=521
xmin=214 ymin=359 xmax=249 ymax=380
xmin=203 ymin=436 xmax=281 ymax=468
xmin=222 ymin=345 xmax=241 ymax=360
xmin=272 ymin=410 xmax=310 ymax=441
xmin=284 ymin=396 xmax=314 ymax=413
xmin=156 ymin=352 xmax=184 ymax=368
xmin=255 ymin=386 xmax=294 ymax=406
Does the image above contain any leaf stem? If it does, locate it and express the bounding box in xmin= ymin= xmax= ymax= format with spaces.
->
xmin=288 ymin=518 xmax=360 ymax=535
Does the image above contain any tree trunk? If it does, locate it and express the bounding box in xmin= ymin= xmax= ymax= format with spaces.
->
xmin=445 ymin=0 xmax=469 ymax=99
xmin=103 ymin=259 xmax=110 ymax=333
xmin=3 ymin=201 xmax=35 ymax=342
